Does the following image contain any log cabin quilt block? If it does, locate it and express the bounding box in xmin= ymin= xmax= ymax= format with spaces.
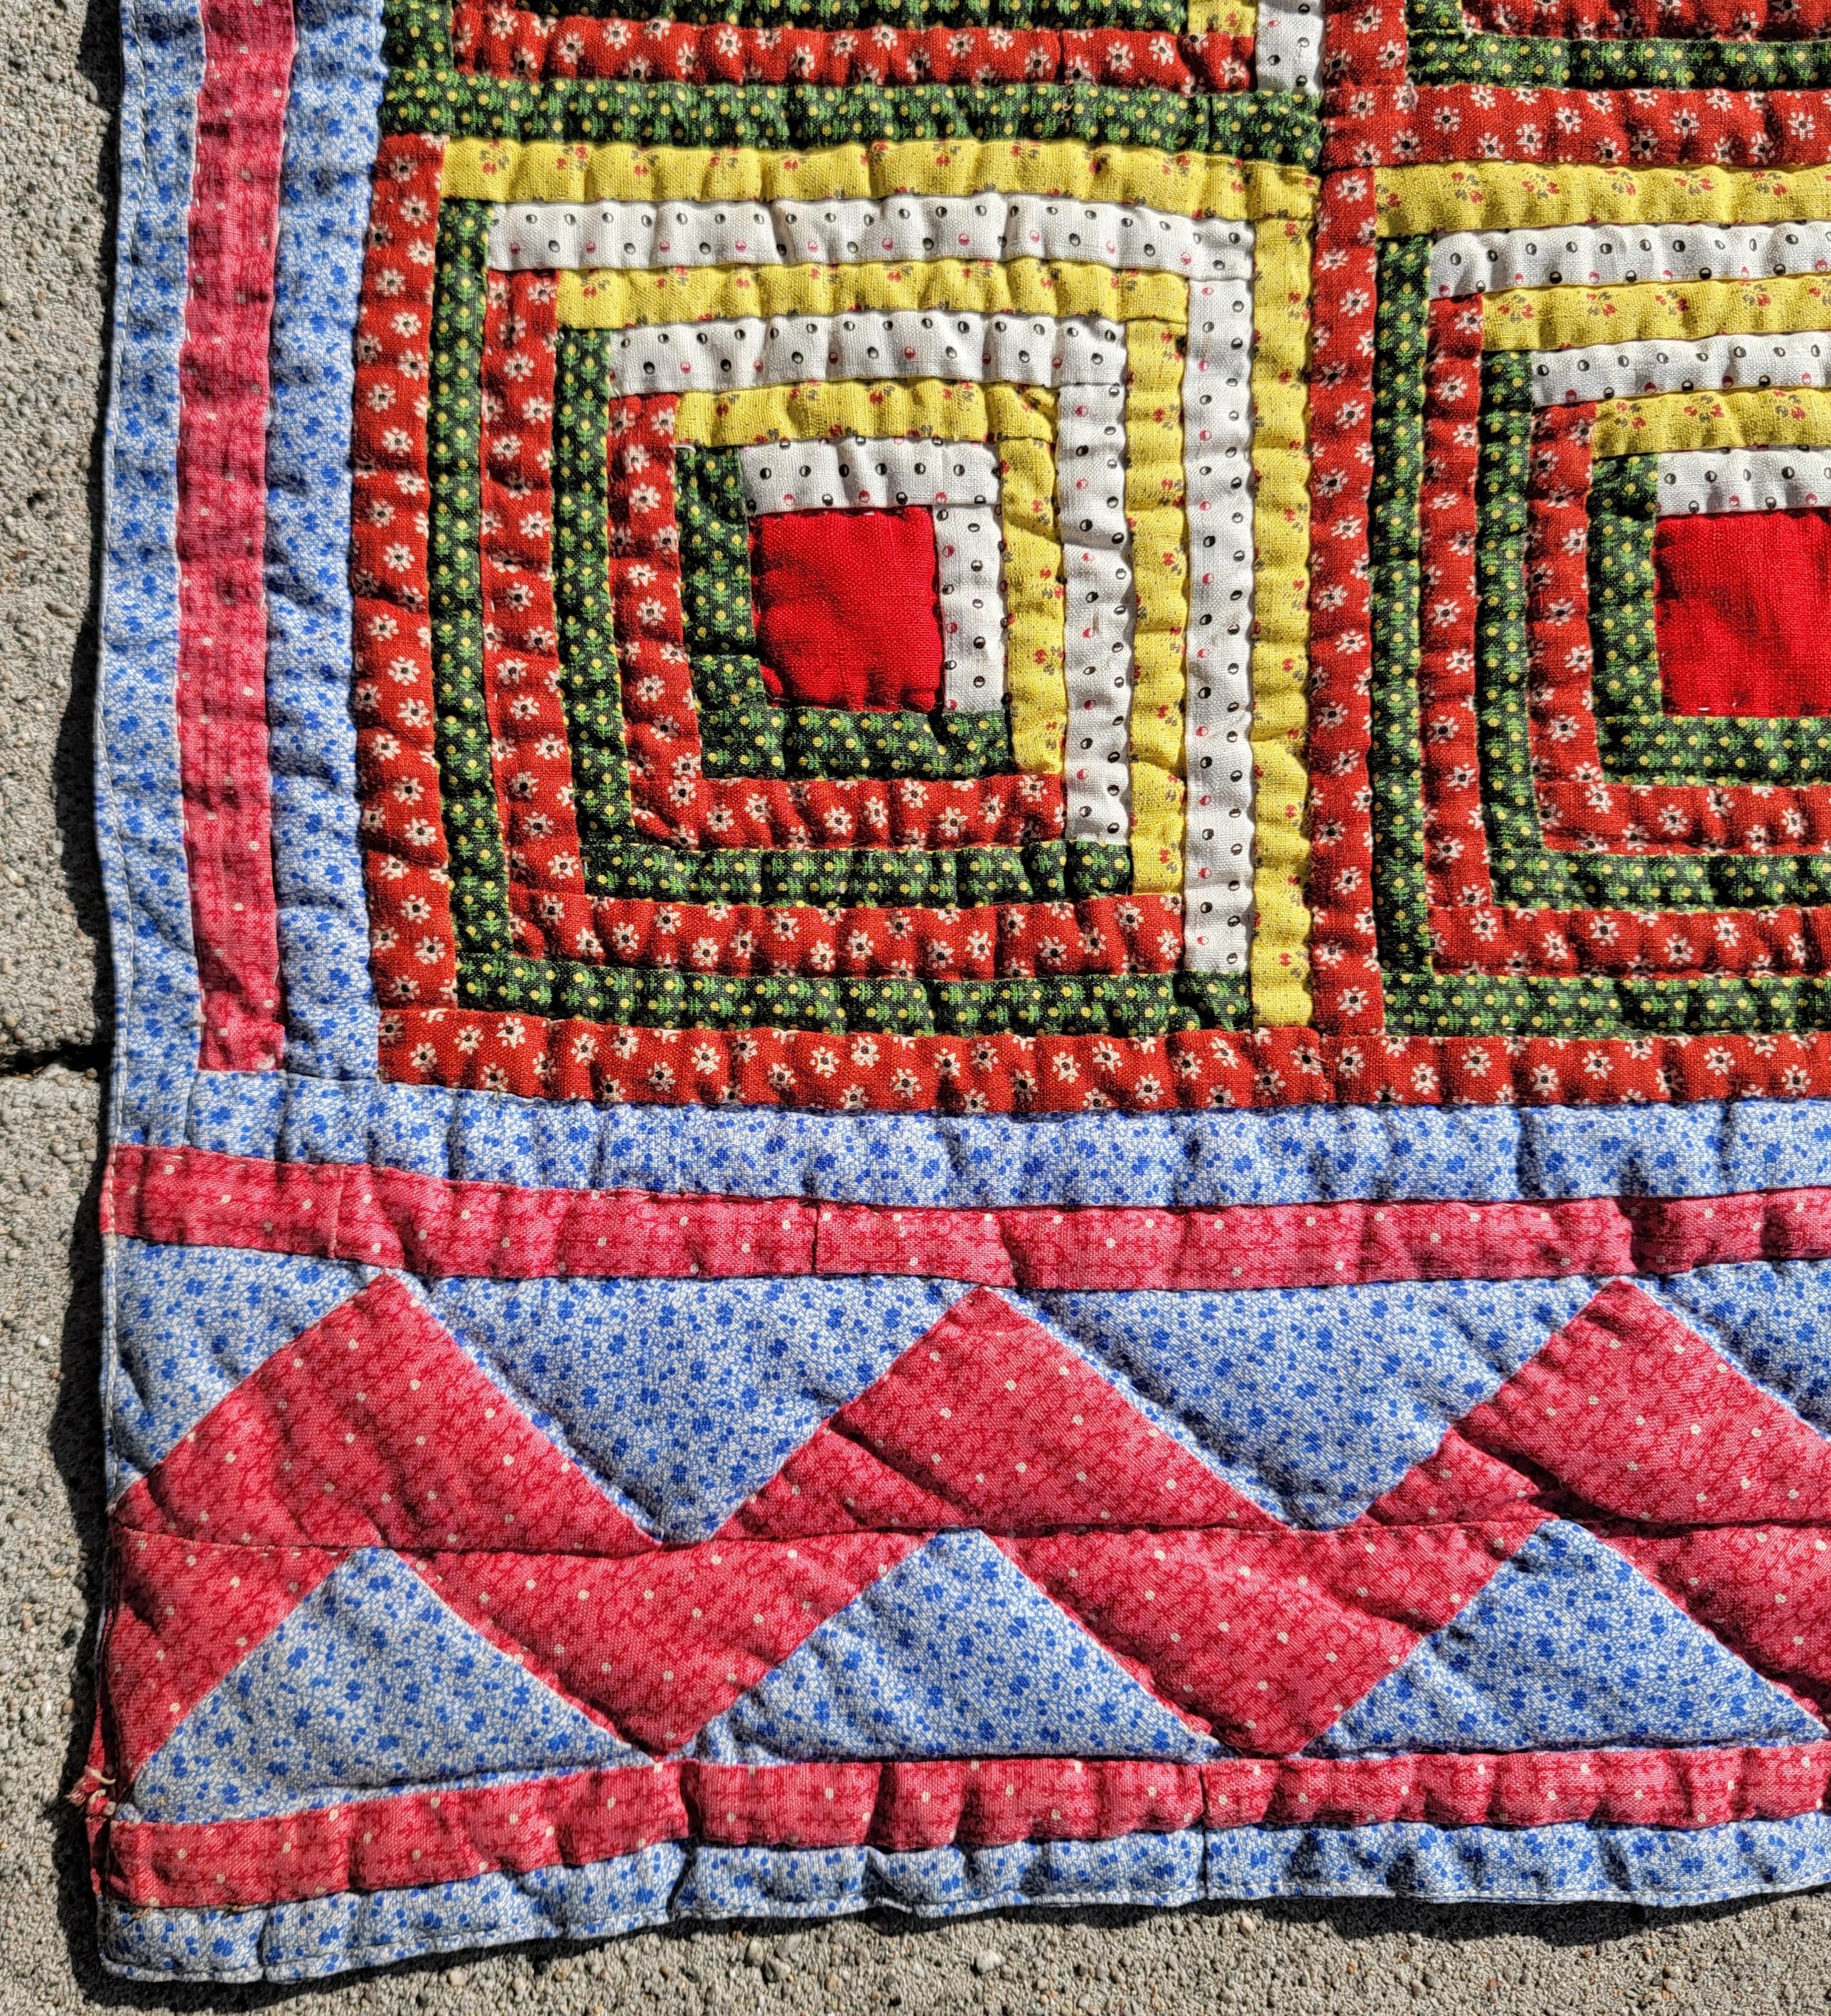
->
xmin=85 ymin=0 xmax=1831 ymax=1979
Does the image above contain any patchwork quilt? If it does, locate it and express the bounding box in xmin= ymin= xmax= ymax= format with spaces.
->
xmin=84 ymin=0 xmax=1831 ymax=1978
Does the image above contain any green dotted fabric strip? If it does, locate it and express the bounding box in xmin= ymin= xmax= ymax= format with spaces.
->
xmin=474 ymin=965 xmax=1244 ymax=1034
xmin=675 ymin=443 xmax=783 ymax=781
xmin=553 ymin=324 xmax=640 ymax=871
xmin=1367 ymin=235 xmax=1434 ymax=993
xmin=1471 ymin=351 xmax=1543 ymax=909
xmin=1405 ymin=0 xmax=1831 ymax=88
xmin=1587 ymin=450 xmax=1681 ymax=776
xmin=582 ymin=835 xmax=1126 ymax=904
xmin=1368 ymin=237 xmax=1831 ymax=1037
xmin=382 ymin=5 xmax=1321 ymax=166
xmin=1586 ymin=452 xmax=1831 ymax=786
xmin=677 ymin=444 xmax=1018 ymax=782
xmin=1472 ymin=348 xmax=1831 ymax=908
xmin=775 ymin=709 xmax=1016 ymax=779
xmin=1386 ymin=969 xmax=1831 ymax=1039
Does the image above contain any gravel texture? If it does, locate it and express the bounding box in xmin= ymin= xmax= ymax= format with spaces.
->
xmin=0 ymin=0 xmax=114 ymax=1068
xmin=8 ymin=0 xmax=1831 ymax=2008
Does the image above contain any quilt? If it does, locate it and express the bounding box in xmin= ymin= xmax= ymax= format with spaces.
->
xmin=82 ymin=0 xmax=1831 ymax=1978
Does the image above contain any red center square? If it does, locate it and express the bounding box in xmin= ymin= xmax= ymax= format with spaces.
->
xmin=1654 ymin=507 xmax=1831 ymax=717
xmin=750 ymin=506 xmax=945 ymax=713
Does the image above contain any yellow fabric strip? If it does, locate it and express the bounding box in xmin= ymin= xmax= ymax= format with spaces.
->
xmin=1247 ymin=215 xmax=1314 ymax=1028
xmin=1124 ymin=319 xmax=1189 ymax=895
xmin=443 ymin=139 xmax=1315 ymax=222
xmin=1375 ymin=163 xmax=1831 ymax=239
xmin=1591 ymin=383 xmax=1831 ymax=459
xmin=557 ymin=260 xmax=1190 ymax=333
xmin=675 ymin=385 xmax=1068 ymax=776
xmin=1485 ymin=273 xmax=1831 ymax=351
xmin=1188 ymin=0 xmax=1255 ymax=29
xmin=989 ymin=390 xmax=1069 ymax=778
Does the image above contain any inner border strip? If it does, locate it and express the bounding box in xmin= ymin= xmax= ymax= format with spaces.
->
xmin=104 ymin=1141 xmax=1831 ymax=1290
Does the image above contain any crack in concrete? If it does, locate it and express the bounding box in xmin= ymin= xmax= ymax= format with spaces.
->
xmin=0 ymin=1039 xmax=107 ymax=1079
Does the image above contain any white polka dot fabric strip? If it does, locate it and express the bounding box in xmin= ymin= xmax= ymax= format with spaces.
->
xmin=1526 ymin=330 xmax=1831 ymax=408
xmin=1651 ymin=448 xmax=1831 ymax=515
xmin=1181 ymin=277 xmax=1257 ymax=975
xmin=606 ymin=311 xmax=1128 ymax=394
xmin=1427 ymin=220 xmax=1831 ymax=298
xmin=931 ymin=498 xmax=1007 ymax=714
xmin=1255 ymin=0 xmax=1323 ymax=95
xmin=736 ymin=436 xmax=999 ymax=514
xmin=1058 ymin=384 xmax=1136 ymax=844
xmin=489 ymin=197 xmax=1257 ymax=282
xmin=736 ymin=438 xmax=1006 ymax=712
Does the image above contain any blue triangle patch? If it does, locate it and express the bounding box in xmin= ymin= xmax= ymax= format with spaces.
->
xmin=1032 ymin=1277 xmax=1596 ymax=1527
xmin=110 ymin=1242 xmax=367 ymax=1494
xmin=131 ymin=1550 xmax=642 ymax=1822
xmin=432 ymin=1275 xmax=965 ymax=1541
xmin=1655 ymin=1262 xmax=1831 ymax=1436
xmin=1311 ymin=1521 xmax=1827 ymax=1757
xmin=694 ymin=1529 xmax=1212 ymax=1763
